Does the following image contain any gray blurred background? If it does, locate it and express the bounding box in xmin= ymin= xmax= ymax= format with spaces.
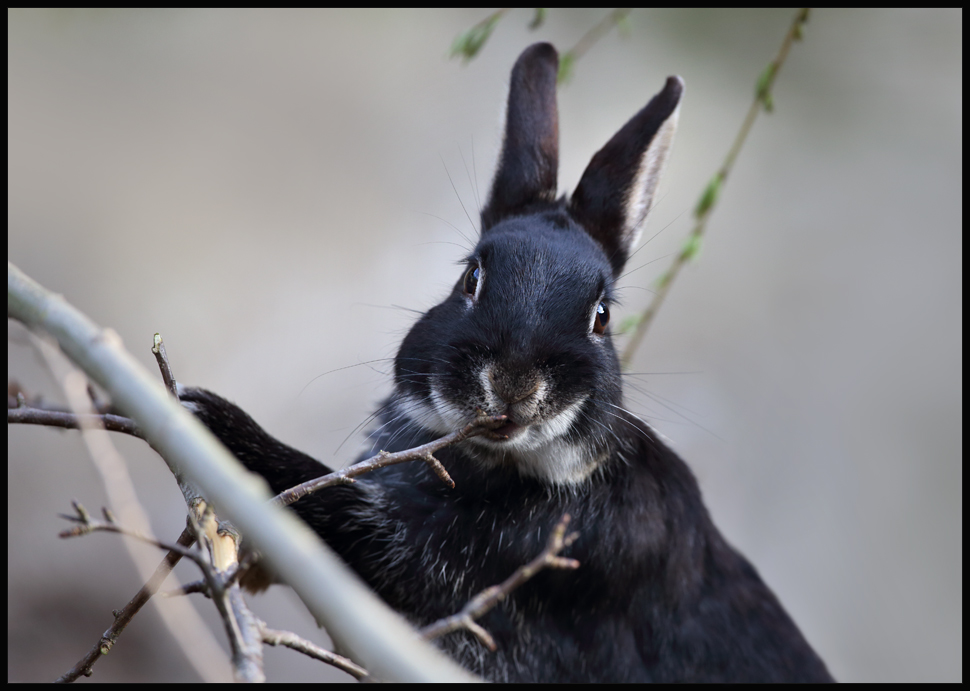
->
xmin=8 ymin=8 xmax=961 ymax=682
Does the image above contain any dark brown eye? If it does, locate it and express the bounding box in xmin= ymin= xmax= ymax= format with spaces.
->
xmin=463 ymin=264 xmax=481 ymax=297
xmin=593 ymin=302 xmax=610 ymax=335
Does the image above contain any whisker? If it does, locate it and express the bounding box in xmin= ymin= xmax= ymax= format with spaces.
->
xmin=411 ymin=210 xmax=474 ymax=251
xmin=459 ymin=142 xmax=482 ymax=215
xmin=298 ymin=358 xmax=397 ymax=398
xmin=440 ymin=154 xmax=478 ymax=238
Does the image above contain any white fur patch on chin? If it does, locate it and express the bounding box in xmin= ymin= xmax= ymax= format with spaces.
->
xmin=465 ymin=434 xmax=603 ymax=484
xmin=402 ymin=388 xmax=598 ymax=485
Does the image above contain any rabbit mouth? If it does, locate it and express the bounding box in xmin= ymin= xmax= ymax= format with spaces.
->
xmin=485 ymin=419 xmax=525 ymax=441
xmin=402 ymin=390 xmax=600 ymax=483
xmin=418 ymin=385 xmax=589 ymax=454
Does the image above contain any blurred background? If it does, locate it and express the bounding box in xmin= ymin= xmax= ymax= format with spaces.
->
xmin=8 ymin=8 xmax=961 ymax=682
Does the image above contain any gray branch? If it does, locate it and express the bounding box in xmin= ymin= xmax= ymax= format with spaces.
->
xmin=8 ymin=260 xmax=477 ymax=683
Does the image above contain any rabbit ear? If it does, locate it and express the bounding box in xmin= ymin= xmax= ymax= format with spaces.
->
xmin=570 ymin=76 xmax=683 ymax=276
xmin=481 ymin=43 xmax=560 ymax=231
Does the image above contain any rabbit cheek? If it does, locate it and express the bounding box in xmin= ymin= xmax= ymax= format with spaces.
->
xmin=426 ymin=381 xmax=473 ymax=432
xmin=396 ymin=392 xmax=454 ymax=437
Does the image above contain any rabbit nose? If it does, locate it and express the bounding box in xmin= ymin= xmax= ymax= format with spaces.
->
xmin=487 ymin=370 xmax=544 ymax=423
xmin=488 ymin=370 xmax=540 ymax=405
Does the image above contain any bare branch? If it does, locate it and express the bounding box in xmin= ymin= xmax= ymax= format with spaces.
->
xmin=260 ymin=621 xmax=369 ymax=680
xmin=151 ymin=333 xmax=179 ymax=399
xmin=420 ymin=513 xmax=580 ymax=649
xmin=8 ymin=403 xmax=143 ymax=437
xmin=9 ymin=260 xmax=479 ymax=681
xmin=161 ymin=579 xmax=209 ymax=598
xmin=164 ymin=506 xmax=266 ymax=683
xmin=223 ymin=585 xmax=265 ymax=683
xmin=273 ymin=413 xmax=508 ymax=508
xmin=24 ymin=330 xmax=232 ymax=683
xmin=55 ymin=527 xmax=196 ymax=683
xmin=59 ymin=500 xmax=203 ymax=563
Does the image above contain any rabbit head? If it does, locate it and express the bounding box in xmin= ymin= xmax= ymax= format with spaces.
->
xmin=394 ymin=43 xmax=682 ymax=484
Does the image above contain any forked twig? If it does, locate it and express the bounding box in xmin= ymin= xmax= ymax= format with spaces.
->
xmin=272 ymin=413 xmax=508 ymax=507
xmin=55 ymin=526 xmax=196 ymax=683
xmin=58 ymin=501 xmax=206 ymax=570
xmin=420 ymin=513 xmax=580 ymax=650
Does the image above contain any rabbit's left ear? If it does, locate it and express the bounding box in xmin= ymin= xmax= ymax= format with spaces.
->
xmin=481 ymin=43 xmax=560 ymax=232
xmin=570 ymin=76 xmax=683 ymax=276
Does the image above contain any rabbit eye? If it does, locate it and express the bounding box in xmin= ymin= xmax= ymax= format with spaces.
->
xmin=593 ymin=301 xmax=610 ymax=335
xmin=463 ymin=264 xmax=482 ymax=298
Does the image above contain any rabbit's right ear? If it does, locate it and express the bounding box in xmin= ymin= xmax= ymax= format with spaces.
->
xmin=570 ymin=76 xmax=683 ymax=276
xmin=481 ymin=43 xmax=560 ymax=232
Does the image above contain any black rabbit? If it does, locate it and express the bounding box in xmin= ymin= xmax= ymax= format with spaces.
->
xmin=182 ymin=43 xmax=833 ymax=682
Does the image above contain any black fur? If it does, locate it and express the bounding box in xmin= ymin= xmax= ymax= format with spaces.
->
xmin=182 ymin=43 xmax=833 ymax=682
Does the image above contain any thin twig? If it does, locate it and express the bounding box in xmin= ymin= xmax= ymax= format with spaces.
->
xmin=260 ymin=622 xmax=369 ymax=680
xmin=621 ymin=8 xmax=811 ymax=368
xmin=35 ymin=328 xmax=231 ymax=683
xmin=162 ymin=579 xmax=210 ymax=598
xmin=7 ymin=404 xmax=143 ymax=436
xmin=9 ymin=332 xmax=182 ymax=440
xmin=32 ymin=330 xmax=225 ymax=682
xmin=419 ymin=513 xmax=580 ymax=649
xmin=59 ymin=500 xmax=203 ymax=562
xmin=11 ymin=384 xmax=505 ymax=508
xmin=559 ymin=9 xmax=632 ymax=84
xmin=8 ymin=402 xmax=505 ymax=502
xmin=273 ymin=413 xmax=508 ymax=508
xmin=9 ymin=261 xmax=477 ymax=682
xmin=182 ymin=506 xmax=265 ymax=683
xmin=224 ymin=585 xmax=265 ymax=683
xmin=55 ymin=526 xmax=197 ymax=683
xmin=151 ymin=333 xmax=179 ymax=399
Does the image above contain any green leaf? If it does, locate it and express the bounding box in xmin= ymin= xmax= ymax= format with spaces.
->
xmin=755 ymin=62 xmax=776 ymax=102
xmin=680 ymin=232 xmax=703 ymax=262
xmin=558 ymin=51 xmax=576 ymax=85
xmin=450 ymin=14 xmax=501 ymax=62
xmin=529 ymin=8 xmax=546 ymax=30
xmin=694 ymin=173 xmax=722 ymax=218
